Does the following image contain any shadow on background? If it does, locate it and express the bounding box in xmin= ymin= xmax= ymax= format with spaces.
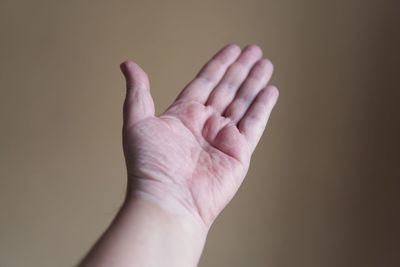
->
xmin=350 ymin=2 xmax=400 ymax=265
xmin=268 ymin=1 xmax=400 ymax=267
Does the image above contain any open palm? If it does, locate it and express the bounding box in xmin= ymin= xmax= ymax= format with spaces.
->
xmin=121 ymin=44 xmax=278 ymax=228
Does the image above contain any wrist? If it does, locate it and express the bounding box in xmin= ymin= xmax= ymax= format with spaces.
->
xmin=124 ymin=188 xmax=209 ymax=235
xmin=126 ymin=176 xmax=211 ymax=231
xmin=80 ymin=188 xmax=208 ymax=267
xmin=122 ymin=191 xmax=209 ymax=266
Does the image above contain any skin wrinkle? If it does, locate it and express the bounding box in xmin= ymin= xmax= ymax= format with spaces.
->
xmin=164 ymin=102 xmax=243 ymax=164
xmin=130 ymin=178 xmax=207 ymax=230
xmin=189 ymin=151 xmax=226 ymax=226
xmin=127 ymin=114 xmax=225 ymax=226
xmin=130 ymin=145 xmax=203 ymax=222
xmin=154 ymin=109 xmax=244 ymax=226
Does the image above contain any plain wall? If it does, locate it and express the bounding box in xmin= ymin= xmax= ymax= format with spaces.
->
xmin=0 ymin=0 xmax=399 ymax=266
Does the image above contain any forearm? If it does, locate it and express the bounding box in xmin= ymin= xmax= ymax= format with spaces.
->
xmin=79 ymin=192 xmax=208 ymax=267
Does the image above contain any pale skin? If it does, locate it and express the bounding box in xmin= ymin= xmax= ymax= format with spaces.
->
xmin=79 ymin=44 xmax=279 ymax=267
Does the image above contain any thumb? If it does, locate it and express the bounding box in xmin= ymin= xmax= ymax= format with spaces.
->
xmin=120 ymin=61 xmax=155 ymax=127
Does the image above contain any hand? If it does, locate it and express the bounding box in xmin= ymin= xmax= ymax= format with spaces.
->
xmin=120 ymin=44 xmax=278 ymax=229
xmin=79 ymin=44 xmax=279 ymax=267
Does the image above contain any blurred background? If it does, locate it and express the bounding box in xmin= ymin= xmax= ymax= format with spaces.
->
xmin=1 ymin=0 xmax=399 ymax=266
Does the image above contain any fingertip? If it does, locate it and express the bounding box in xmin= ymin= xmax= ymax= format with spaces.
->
xmin=263 ymin=58 xmax=274 ymax=72
xmin=250 ymin=58 xmax=274 ymax=79
xmin=119 ymin=60 xmax=149 ymax=89
xmin=119 ymin=60 xmax=134 ymax=78
xmin=119 ymin=60 xmax=130 ymax=69
xmin=217 ymin=44 xmax=241 ymax=61
xmin=225 ymin=43 xmax=241 ymax=54
xmin=269 ymin=85 xmax=279 ymax=97
xmin=120 ymin=60 xmax=138 ymax=72
xmin=243 ymin=44 xmax=263 ymax=57
xmin=264 ymin=85 xmax=279 ymax=106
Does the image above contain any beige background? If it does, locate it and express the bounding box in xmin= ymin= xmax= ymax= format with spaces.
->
xmin=1 ymin=0 xmax=399 ymax=266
